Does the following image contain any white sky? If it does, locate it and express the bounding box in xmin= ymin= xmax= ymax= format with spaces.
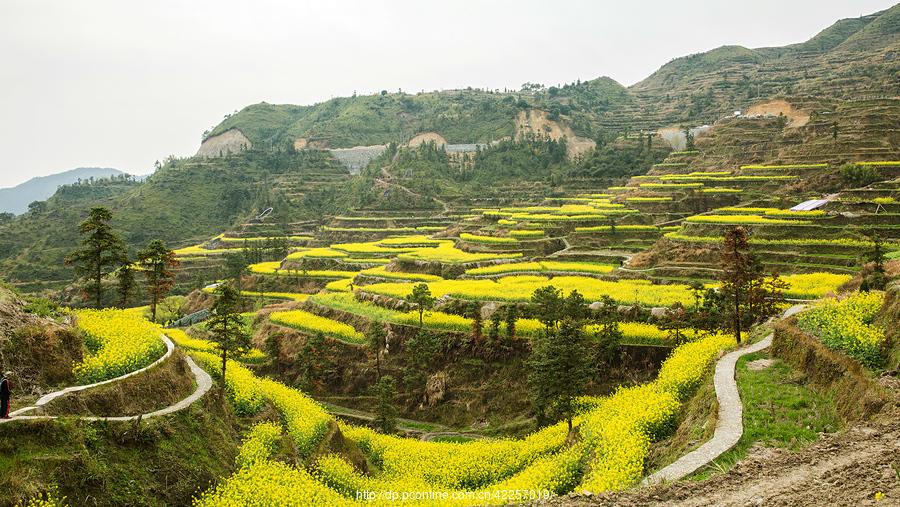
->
xmin=0 ymin=0 xmax=895 ymax=187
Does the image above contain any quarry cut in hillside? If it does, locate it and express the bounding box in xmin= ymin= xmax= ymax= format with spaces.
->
xmin=745 ymin=99 xmax=811 ymax=128
xmin=197 ymin=128 xmax=252 ymax=157
xmin=515 ymin=109 xmax=596 ymax=157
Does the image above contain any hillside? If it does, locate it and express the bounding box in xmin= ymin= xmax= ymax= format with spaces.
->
xmin=199 ymin=4 xmax=898 ymax=153
xmin=2 ymin=5 xmax=900 ymax=505
xmin=0 ymin=167 xmax=123 ymax=215
xmin=0 ymin=151 xmax=352 ymax=292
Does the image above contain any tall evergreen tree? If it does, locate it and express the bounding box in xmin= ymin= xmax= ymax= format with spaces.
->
xmin=719 ymin=226 xmax=761 ymax=344
xmin=116 ymin=261 xmax=137 ymax=308
xmin=372 ymin=375 xmax=398 ymax=434
xmin=592 ymin=295 xmax=622 ymax=365
xmin=530 ymin=285 xmax=563 ymax=332
xmin=137 ymin=239 xmax=179 ymax=323
xmin=207 ymin=284 xmax=250 ymax=380
xmin=504 ymin=304 xmax=518 ymax=342
xmin=367 ymin=322 xmax=387 ymax=380
xmin=529 ymin=318 xmax=591 ymax=431
xmin=66 ymin=206 xmax=125 ymax=308
xmin=528 ymin=289 xmax=592 ymax=431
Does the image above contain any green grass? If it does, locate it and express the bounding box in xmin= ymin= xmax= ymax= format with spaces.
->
xmin=0 ymin=397 xmax=243 ymax=505
xmin=690 ymin=350 xmax=840 ymax=480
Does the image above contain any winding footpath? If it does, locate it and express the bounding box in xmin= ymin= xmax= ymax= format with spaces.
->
xmin=642 ymin=304 xmax=806 ymax=485
xmin=2 ymin=333 xmax=212 ymax=424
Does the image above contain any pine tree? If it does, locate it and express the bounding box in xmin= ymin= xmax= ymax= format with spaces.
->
xmin=372 ymin=375 xmax=398 ymax=434
xmin=137 ymin=240 xmax=179 ymax=323
xmin=504 ymin=304 xmax=518 ymax=342
xmin=116 ymin=261 xmax=136 ymax=308
xmin=367 ymin=322 xmax=387 ymax=380
xmin=206 ymin=284 xmax=250 ymax=380
xmin=719 ymin=226 xmax=762 ymax=344
xmin=66 ymin=206 xmax=126 ymax=308
xmin=530 ymin=285 xmax=563 ymax=332
xmin=659 ymin=302 xmax=690 ymax=345
xmin=529 ymin=318 xmax=591 ymax=431
xmin=528 ymin=289 xmax=593 ymax=431
xmin=591 ymin=296 xmax=622 ymax=366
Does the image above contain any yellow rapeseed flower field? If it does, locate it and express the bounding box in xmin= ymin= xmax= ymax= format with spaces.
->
xmin=73 ymin=309 xmax=167 ymax=384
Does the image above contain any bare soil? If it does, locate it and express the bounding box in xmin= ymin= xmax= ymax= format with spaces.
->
xmin=407 ymin=132 xmax=448 ymax=147
xmin=515 ymin=110 xmax=595 ymax=158
xmin=545 ymin=410 xmax=900 ymax=507
xmin=745 ymin=358 xmax=774 ymax=371
xmin=745 ymin=99 xmax=810 ymax=128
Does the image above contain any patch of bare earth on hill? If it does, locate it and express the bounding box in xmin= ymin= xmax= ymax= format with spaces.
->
xmin=407 ymin=132 xmax=448 ymax=147
xmin=544 ymin=408 xmax=900 ymax=507
xmin=745 ymin=99 xmax=810 ymax=128
xmin=515 ymin=109 xmax=595 ymax=158
xmin=196 ymin=128 xmax=252 ymax=157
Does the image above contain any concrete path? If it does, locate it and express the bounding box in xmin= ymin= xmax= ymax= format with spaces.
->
xmin=11 ymin=333 xmax=175 ymax=417
xmin=1 ymin=355 xmax=212 ymax=423
xmin=642 ymin=304 xmax=806 ymax=485
xmin=2 ymin=331 xmax=213 ymax=424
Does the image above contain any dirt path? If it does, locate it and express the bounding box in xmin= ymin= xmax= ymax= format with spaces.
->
xmin=323 ymin=401 xmax=485 ymax=441
xmin=554 ymin=418 xmax=900 ymax=506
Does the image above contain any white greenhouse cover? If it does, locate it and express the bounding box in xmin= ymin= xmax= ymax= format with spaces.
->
xmin=790 ymin=199 xmax=829 ymax=211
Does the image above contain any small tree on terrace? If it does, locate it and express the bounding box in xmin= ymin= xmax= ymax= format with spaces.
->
xmin=504 ymin=304 xmax=518 ymax=342
xmin=530 ymin=285 xmax=564 ymax=332
xmin=861 ymin=232 xmax=887 ymax=291
xmin=367 ymin=322 xmax=387 ymax=381
xmin=747 ymin=273 xmax=787 ymax=324
xmin=207 ymin=284 xmax=251 ymax=380
xmin=529 ymin=317 xmax=591 ymax=432
xmin=66 ymin=206 xmax=126 ymax=308
xmin=528 ymin=288 xmax=593 ymax=431
xmin=683 ymin=125 xmax=695 ymax=151
xmin=137 ymin=240 xmax=179 ymax=323
xmin=719 ymin=226 xmax=763 ymax=344
xmin=659 ymin=302 xmax=690 ymax=346
xmin=405 ymin=283 xmax=435 ymax=327
xmin=591 ymin=295 xmax=622 ymax=366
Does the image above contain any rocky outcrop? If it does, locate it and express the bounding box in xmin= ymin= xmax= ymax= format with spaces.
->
xmin=196 ymin=129 xmax=252 ymax=157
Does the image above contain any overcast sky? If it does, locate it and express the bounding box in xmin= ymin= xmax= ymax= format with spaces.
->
xmin=0 ymin=0 xmax=894 ymax=188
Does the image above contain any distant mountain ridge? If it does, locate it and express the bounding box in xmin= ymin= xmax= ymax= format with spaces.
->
xmin=0 ymin=167 xmax=124 ymax=214
xmin=200 ymin=4 xmax=899 ymax=152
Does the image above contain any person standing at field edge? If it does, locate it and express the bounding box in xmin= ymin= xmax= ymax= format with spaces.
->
xmin=0 ymin=371 xmax=11 ymax=419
